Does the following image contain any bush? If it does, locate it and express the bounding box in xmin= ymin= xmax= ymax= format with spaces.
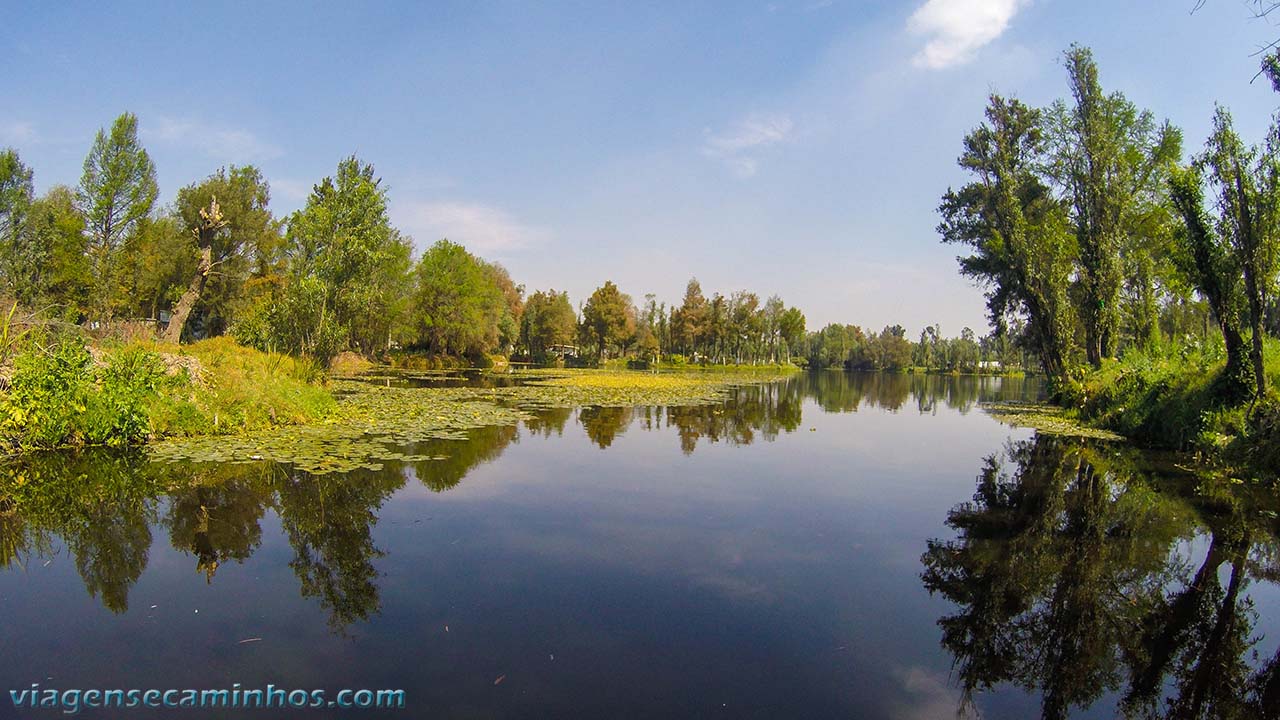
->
xmin=0 ymin=335 xmax=337 ymax=451
xmin=0 ymin=335 xmax=169 ymax=449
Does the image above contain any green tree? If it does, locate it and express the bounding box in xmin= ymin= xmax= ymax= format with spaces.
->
xmin=118 ymin=214 xmax=195 ymax=323
xmin=172 ymin=166 xmax=282 ymax=338
xmin=778 ymin=306 xmax=805 ymax=364
xmin=411 ymin=239 xmax=504 ymax=357
xmin=1048 ymin=46 xmax=1183 ymax=363
xmin=581 ymin=280 xmax=635 ymax=361
xmin=1201 ymin=106 xmax=1279 ymax=398
xmin=484 ymin=262 xmax=524 ymax=355
xmin=1168 ymin=166 xmax=1253 ymax=399
xmin=939 ymin=95 xmax=1077 ymax=385
xmin=671 ymin=278 xmax=708 ymax=357
xmin=25 ymin=186 xmax=90 ymax=318
xmin=278 ymin=155 xmax=407 ymax=360
xmin=78 ymin=113 xmax=158 ymax=320
xmin=0 ymin=149 xmax=36 ymax=304
xmin=520 ymin=288 xmax=576 ymax=359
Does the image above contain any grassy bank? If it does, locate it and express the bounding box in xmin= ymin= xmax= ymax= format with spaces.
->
xmin=1057 ymin=338 xmax=1280 ymax=476
xmin=0 ymin=334 xmax=334 ymax=452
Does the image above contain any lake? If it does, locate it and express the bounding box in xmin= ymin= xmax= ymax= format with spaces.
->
xmin=1 ymin=371 xmax=1277 ymax=718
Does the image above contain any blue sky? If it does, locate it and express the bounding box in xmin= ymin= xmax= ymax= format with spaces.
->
xmin=3 ymin=0 xmax=1279 ymax=335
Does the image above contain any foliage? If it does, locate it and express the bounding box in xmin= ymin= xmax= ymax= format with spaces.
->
xmin=521 ymin=288 xmax=577 ymax=361
xmin=580 ymin=280 xmax=635 ymax=361
xmin=173 ymin=166 xmax=282 ymax=337
xmin=78 ymin=113 xmax=158 ymax=320
xmin=0 ymin=334 xmax=333 ymax=452
xmin=0 ymin=149 xmax=36 ymax=304
xmin=411 ymin=239 xmax=505 ymax=357
xmin=939 ymin=94 xmax=1077 ymax=385
xmin=0 ymin=333 xmax=165 ymax=449
xmin=1046 ymin=45 xmax=1181 ymax=365
xmin=272 ymin=156 xmax=411 ymax=361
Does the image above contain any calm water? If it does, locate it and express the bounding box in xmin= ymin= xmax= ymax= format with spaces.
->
xmin=1 ymin=372 xmax=1277 ymax=719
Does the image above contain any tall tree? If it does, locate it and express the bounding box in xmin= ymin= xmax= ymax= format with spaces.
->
xmin=521 ymin=289 xmax=577 ymax=359
xmin=280 ymin=155 xmax=405 ymax=359
xmin=778 ymin=306 xmax=805 ymax=364
xmin=173 ymin=166 xmax=281 ymax=337
xmin=484 ymin=262 xmax=524 ymax=354
xmin=164 ymin=197 xmax=226 ymax=343
xmin=1049 ymin=46 xmax=1182 ymax=364
xmin=412 ymin=239 xmax=504 ymax=357
xmin=25 ymin=186 xmax=90 ymax=319
xmin=671 ymin=278 xmax=708 ymax=357
xmin=581 ymin=281 xmax=634 ymax=361
xmin=1201 ymin=107 xmax=1279 ymax=398
xmin=0 ymin=149 xmax=37 ymax=304
xmin=78 ymin=113 xmax=158 ymax=320
xmin=939 ymin=95 xmax=1077 ymax=385
xmin=1168 ymin=166 xmax=1253 ymax=399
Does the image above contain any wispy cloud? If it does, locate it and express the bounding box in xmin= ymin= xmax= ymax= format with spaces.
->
xmin=702 ymin=113 xmax=794 ymax=178
xmin=400 ymin=201 xmax=548 ymax=254
xmin=146 ymin=116 xmax=282 ymax=163
xmin=0 ymin=121 xmax=37 ymax=146
xmin=907 ymin=0 xmax=1028 ymax=69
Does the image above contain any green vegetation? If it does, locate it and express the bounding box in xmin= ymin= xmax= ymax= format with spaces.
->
xmin=940 ymin=43 xmax=1280 ymax=476
xmin=0 ymin=331 xmax=332 ymax=452
xmin=150 ymin=368 xmax=791 ymax=474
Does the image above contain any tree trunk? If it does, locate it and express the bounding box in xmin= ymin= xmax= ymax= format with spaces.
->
xmin=164 ymin=246 xmax=211 ymax=344
xmin=1244 ymin=265 xmax=1268 ymax=398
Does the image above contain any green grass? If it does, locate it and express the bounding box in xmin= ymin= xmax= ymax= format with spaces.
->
xmin=0 ymin=334 xmax=335 ymax=452
xmin=145 ymin=336 xmax=335 ymax=437
xmin=1071 ymin=336 xmax=1280 ymax=476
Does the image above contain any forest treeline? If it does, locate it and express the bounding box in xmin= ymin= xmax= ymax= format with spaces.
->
xmin=941 ymin=44 xmax=1280 ymax=402
xmin=0 ymin=112 xmax=1002 ymax=372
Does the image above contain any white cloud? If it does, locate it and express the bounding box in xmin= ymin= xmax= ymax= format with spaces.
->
xmin=400 ymin=201 xmax=548 ymax=254
xmin=146 ymin=116 xmax=282 ymax=163
xmin=702 ymin=113 xmax=794 ymax=178
xmin=0 ymin=121 xmax=37 ymax=146
xmin=907 ymin=0 xmax=1028 ymax=69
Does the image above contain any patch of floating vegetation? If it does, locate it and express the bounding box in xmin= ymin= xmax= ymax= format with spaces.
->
xmin=150 ymin=369 xmax=787 ymax=474
xmin=982 ymin=401 xmax=1126 ymax=441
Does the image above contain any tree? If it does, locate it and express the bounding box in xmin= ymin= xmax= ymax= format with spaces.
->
xmin=1048 ymin=46 xmax=1182 ymax=363
xmin=279 ymin=155 xmax=406 ymax=359
xmin=411 ymin=239 xmax=504 ymax=357
xmin=939 ymin=94 xmax=1077 ymax=385
xmin=172 ymin=166 xmax=281 ymax=337
xmin=484 ymin=262 xmax=524 ymax=355
xmin=521 ymin=289 xmax=576 ymax=359
xmin=1201 ymin=106 xmax=1279 ymax=398
xmin=118 ymin=214 xmax=194 ymax=323
xmin=164 ymin=197 xmax=226 ymax=343
xmin=1168 ymin=165 xmax=1253 ymax=400
xmin=25 ymin=186 xmax=90 ymax=318
xmin=78 ymin=113 xmax=158 ymax=320
xmin=778 ymin=307 xmax=805 ymax=364
xmin=581 ymin=281 xmax=635 ymax=361
xmin=671 ymin=278 xmax=708 ymax=357
xmin=0 ymin=149 xmax=37 ymax=304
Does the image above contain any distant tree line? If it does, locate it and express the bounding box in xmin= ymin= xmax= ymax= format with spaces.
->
xmin=940 ymin=44 xmax=1279 ymax=396
xmin=0 ymin=115 xmax=822 ymax=368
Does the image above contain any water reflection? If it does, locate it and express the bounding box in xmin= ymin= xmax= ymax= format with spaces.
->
xmin=0 ymin=371 xmax=1035 ymax=626
xmin=921 ymin=435 xmax=1280 ymax=719
xmin=1 ymin=372 xmax=1278 ymax=717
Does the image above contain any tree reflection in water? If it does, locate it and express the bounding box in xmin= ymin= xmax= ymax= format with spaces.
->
xmin=922 ymin=435 xmax=1280 ymax=719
